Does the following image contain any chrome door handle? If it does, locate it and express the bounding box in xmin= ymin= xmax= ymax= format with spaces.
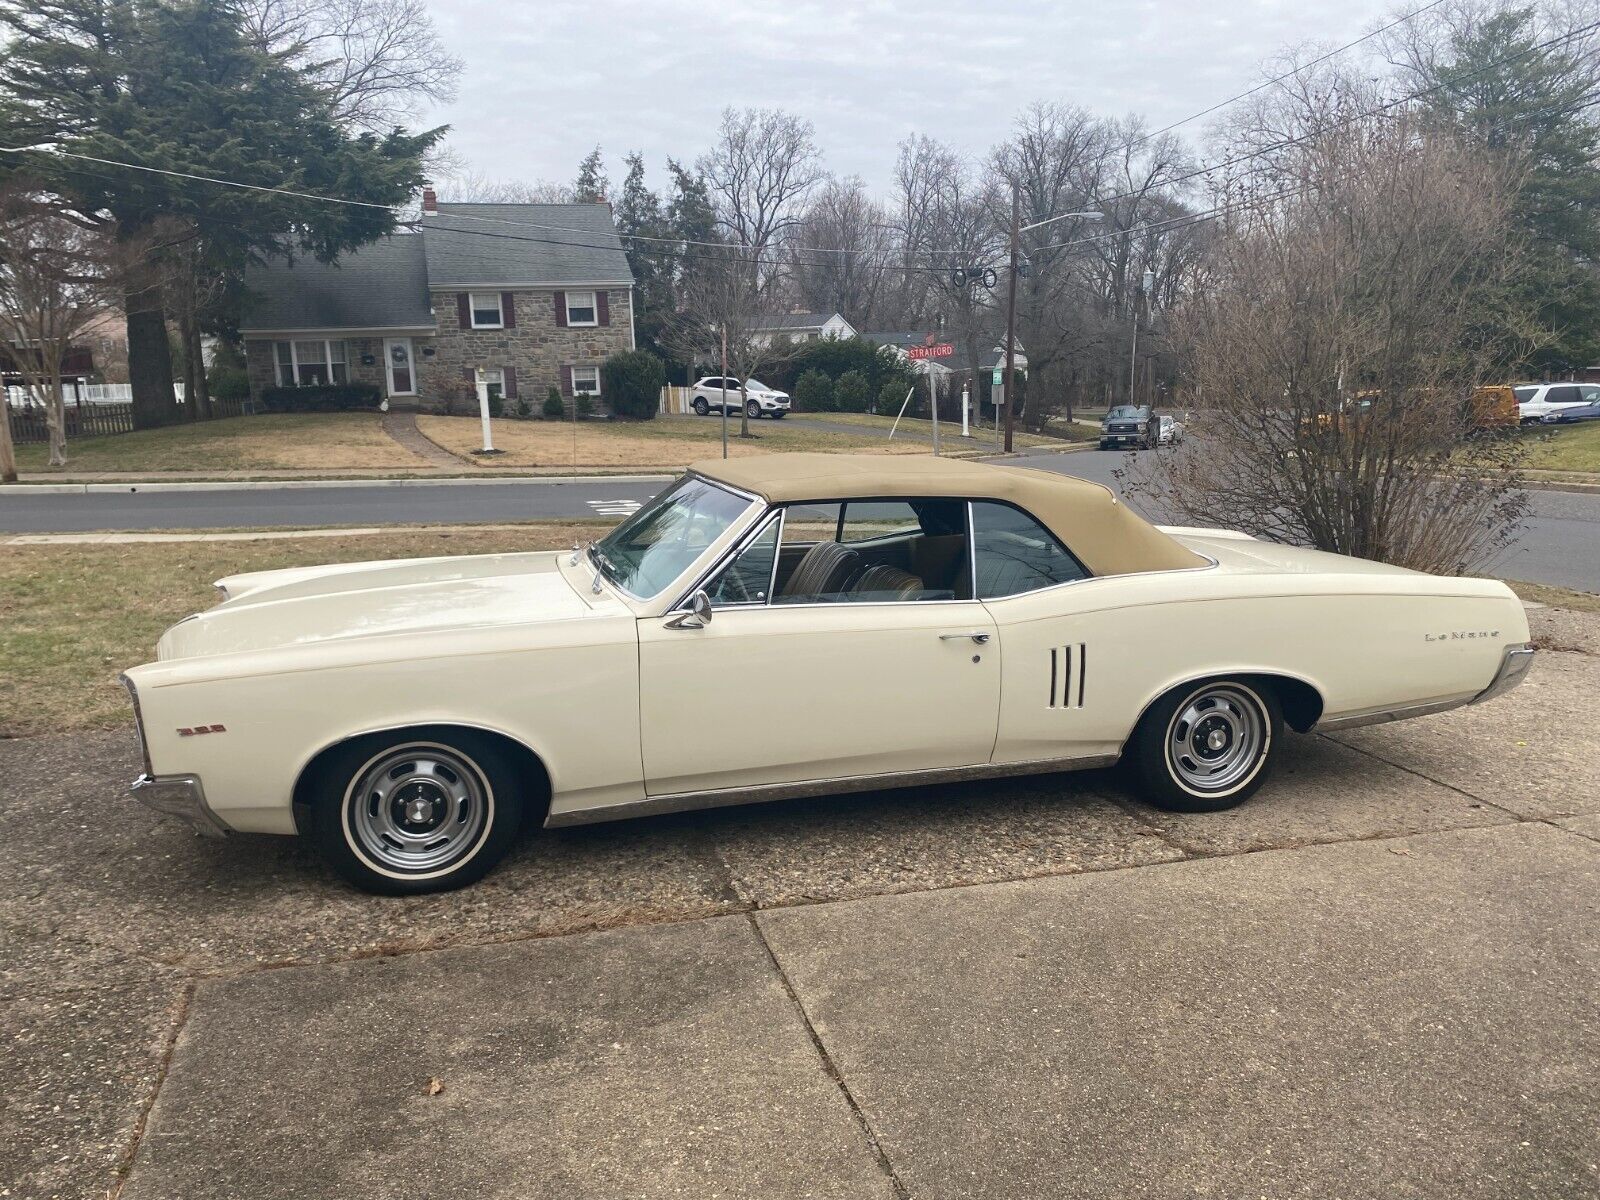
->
xmin=940 ymin=631 xmax=990 ymax=644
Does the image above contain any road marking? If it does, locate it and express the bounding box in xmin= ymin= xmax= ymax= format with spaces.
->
xmin=587 ymin=500 xmax=643 ymax=517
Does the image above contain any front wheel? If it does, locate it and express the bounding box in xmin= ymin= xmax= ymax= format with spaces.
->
xmin=692 ymin=396 xmax=709 ymax=416
xmin=1126 ymin=679 xmax=1282 ymax=812
xmin=746 ymin=400 xmax=761 ymax=419
xmin=307 ymin=730 xmax=526 ymax=894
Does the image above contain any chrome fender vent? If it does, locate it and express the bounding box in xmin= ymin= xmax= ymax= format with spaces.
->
xmin=1048 ymin=644 xmax=1087 ymax=709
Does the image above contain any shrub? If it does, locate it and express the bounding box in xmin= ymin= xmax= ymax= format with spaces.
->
xmin=794 ymin=369 xmax=834 ymax=413
xmin=259 ymin=383 xmax=382 ymax=413
xmin=575 ymin=393 xmax=595 ymax=420
xmin=600 ymin=349 xmax=664 ymax=420
xmin=514 ymin=396 xmax=531 ymax=418
xmin=834 ymin=370 xmax=870 ymax=413
xmin=543 ymin=387 xmax=565 ymax=419
xmin=488 ymin=394 xmax=505 ymax=418
xmin=877 ymin=379 xmax=911 ymax=417
xmin=208 ymin=366 xmax=250 ymax=402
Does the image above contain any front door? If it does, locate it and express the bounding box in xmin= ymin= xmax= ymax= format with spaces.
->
xmin=636 ymin=498 xmax=1001 ymax=796
xmin=385 ymin=338 xmax=415 ymax=396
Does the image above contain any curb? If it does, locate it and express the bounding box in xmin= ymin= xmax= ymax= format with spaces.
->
xmin=0 ymin=473 xmax=679 ymax=496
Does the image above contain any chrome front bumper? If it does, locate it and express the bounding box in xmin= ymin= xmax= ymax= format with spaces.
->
xmin=129 ymin=773 xmax=230 ymax=838
xmin=1472 ymin=644 xmax=1536 ymax=704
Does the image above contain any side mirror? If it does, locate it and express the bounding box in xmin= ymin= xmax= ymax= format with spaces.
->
xmin=665 ymin=589 xmax=713 ymax=630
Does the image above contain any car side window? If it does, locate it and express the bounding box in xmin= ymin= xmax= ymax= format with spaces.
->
xmin=766 ymin=498 xmax=967 ymax=604
xmin=705 ymin=513 xmax=779 ymax=606
xmin=1550 ymin=385 xmax=1581 ymax=403
xmin=970 ymin=501 xmax=1089 ymax=599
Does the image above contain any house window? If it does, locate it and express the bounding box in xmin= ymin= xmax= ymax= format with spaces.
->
xmin=469 ymin=293 xmax=504 ymax=329
xmin=565 ymin=290 xmax=598 ymax=326
xmin=572 ymin=365 xmax=601 ymax=395
xmin=273 ymin=340 xmax=349 ymax=386
xmin=476 ymin=367 xmax=504 ymax=402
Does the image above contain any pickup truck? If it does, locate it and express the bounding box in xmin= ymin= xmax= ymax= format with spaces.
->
xmin=1100 ymin=405 xmax=1155 ymax=450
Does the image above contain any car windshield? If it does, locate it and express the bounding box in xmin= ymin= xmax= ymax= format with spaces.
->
xmin=1107 ymin=406 xmax=1143 ymax=418
xmin=744 ymin=379 xmax=770 ymax=392
xmin=590 ymin=475 xmax=754 ymax=599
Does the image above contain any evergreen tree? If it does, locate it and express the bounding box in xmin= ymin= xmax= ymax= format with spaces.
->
xmin=575 ymin=146 xmax=609 ymax=203
xmin=0 ymin=0 xmax=441 ymax=427
xmin=1415 ymin=8 xmax=1600 ymax=373
xmin=615 ymin=153 xmax=672 ymax=362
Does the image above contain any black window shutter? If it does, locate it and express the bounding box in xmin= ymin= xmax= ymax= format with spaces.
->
xmin=553 ymin=292 xmax=568 ymax=328
xmin=502 ymin=292 xmax=516 ymax=328
xmin=503 ymin=365 xmax=517 ymax=399
xmin=597 ymin=291 xmax=610 ymax=326
xmin=562 ymin=366 xmax=574 ymax=396
xmin=457 ymin=293 xmax=471 ymax=328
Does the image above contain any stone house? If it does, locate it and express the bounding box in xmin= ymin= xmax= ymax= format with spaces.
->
xmin=239 ymin=191 xmax=636 ymax=412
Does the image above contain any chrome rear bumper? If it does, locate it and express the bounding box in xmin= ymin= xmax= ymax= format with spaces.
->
xmin=1472 ymin=644 xmax=1536 ymax=705
xmin=129 ymin=773 xmax=230 ymax=838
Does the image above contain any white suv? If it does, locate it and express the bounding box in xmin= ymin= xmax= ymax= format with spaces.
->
xmin=690 ymin=377 xmax=791 ymax=419
xmin=1514 ymin=382 xmax=1599 ymax=424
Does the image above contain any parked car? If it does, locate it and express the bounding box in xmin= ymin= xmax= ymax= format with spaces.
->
xmin=1540 ymin=399 xmax=1600 ymax=425
xmin=123 ymin=454 xmax=1535 ymax=894
xmin=1513 ymin=382 xmax=1598 ymax=424
xmin=690 ymin=376 xmax=790 ymax=419
xmin=1100 ymin=404 xmax=1155 ymax=449
xmin=1153 ymin=413 xmax=1185 ymax=445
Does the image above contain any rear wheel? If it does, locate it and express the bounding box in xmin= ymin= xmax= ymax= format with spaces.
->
xmin=1126 ymin=679 xmax=1282 ymax=812
xmin=692 ymin=396 xmax=709 ymax=416
xmin=307 ymin=730 xmax=526 ymax=894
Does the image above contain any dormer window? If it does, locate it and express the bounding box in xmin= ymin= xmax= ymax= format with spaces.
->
xmin=565 ymin=290 xmax=598 ymax=326
xmin=469 ymin=293 xmax=504 ymax=329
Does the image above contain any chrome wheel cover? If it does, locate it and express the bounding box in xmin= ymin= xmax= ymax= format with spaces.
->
xmin=343 ymin=744 xmax=492 ymax=876
xmin=1165 ymin=684 xmax=1269 ymax=795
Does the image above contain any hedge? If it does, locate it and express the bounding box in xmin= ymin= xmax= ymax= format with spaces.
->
xmin=259 ymin=383 xmax=382 ymax=413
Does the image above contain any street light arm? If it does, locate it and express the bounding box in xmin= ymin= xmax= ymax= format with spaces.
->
xmin=1019 ymin=209 xmax=1106 ymax=234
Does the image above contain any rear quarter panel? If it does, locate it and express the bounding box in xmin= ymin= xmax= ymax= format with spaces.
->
xmin=983 ymin=565 xmax=1527 ymax=764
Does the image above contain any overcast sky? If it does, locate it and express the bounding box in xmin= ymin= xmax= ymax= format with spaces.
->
xmin=422 ymin=0 xmax=1398 ymax=196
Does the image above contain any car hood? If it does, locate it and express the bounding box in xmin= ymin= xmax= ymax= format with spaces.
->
xmin=158 ymin=551 xmax=603 ymax=660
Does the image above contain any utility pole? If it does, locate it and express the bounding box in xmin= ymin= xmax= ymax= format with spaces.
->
xmin=1002 ymin=181 xmax=1020 ymax=454
xmin=720 ymin=322 xmax=729 ymax=459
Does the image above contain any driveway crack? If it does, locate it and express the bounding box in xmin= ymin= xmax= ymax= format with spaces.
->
xmin=110 ymin=981 xmax=194 ymax=1200
xmin=746 ymin=913 xmax=911 ymax=1199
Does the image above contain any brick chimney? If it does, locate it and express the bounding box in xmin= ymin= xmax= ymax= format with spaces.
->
xmin=421 ymin=187 xmax=438 ymax=215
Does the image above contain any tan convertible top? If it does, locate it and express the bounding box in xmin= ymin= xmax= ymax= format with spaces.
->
xmin=691 ymin=453 xmax=1207 ymax=577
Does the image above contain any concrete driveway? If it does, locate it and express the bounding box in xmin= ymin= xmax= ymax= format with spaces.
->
xmin=5 ymin=606 xmax=1599 ymax=1199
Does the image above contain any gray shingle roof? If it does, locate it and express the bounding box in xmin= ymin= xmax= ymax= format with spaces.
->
xmin=240 ymin=235 xmax=434 ymax=333
xmin=751 ymin=312 xmax=839 ymax=331
xmin=422 ymin=203 xmax=633 ymax=287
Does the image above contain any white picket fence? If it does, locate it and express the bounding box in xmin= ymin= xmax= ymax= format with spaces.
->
xmin=4 ymin=382 xmax=189 ymax=407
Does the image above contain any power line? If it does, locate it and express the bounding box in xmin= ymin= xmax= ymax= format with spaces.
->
xmin=1118 ymin=0 xmax=1450 ymax=153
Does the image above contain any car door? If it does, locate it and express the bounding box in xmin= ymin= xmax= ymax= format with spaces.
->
xmin=966 ymin=500 xmax=1129 ymax=766
xmin=636 ymin=500 xmax=1000 ymax=797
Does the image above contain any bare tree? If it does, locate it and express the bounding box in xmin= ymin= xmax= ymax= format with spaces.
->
xmin=788 ymin=176 xmax=893 ymax=328
xmin=434 ymin=170 xmax=577 ymax=204
xmin=699 ymin=107 xmax=823 ymax=258
xmin=240 ymin=0 xmax=461 ymax=131
xmin=1126 ymin=113 xmax=1537 ymax=573
xmin=0 ymin=187 xmax=114 ymax=470
xmin=666 ymin=247 xmax=799 ymax=440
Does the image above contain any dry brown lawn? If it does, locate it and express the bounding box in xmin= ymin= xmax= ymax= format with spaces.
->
xmin=0 ymin=524 xmax=596 ymax=738
xmin=416 ymin=414 xmax=928 ymax=468
xmin=14 ymin=414 xmax=429 ymax=473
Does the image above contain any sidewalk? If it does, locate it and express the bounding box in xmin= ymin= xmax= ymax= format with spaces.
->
xmin=5 ymin=605 xmax=1598 ymax=1198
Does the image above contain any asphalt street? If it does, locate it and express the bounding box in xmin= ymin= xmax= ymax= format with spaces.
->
xmin=3 ymin=447 xmax=1598 ymax=591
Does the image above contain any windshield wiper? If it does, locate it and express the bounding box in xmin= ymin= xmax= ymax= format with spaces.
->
xmin=586 ymin=543 xmax=619 ymax=594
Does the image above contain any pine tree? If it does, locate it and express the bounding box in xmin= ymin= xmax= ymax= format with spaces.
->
xmin=1416 ymin=9 xmax=1600 ymax=373
xmin=0 ymin=0 xmax=441 ymax=427
xmin=575 ymin=147 xmax=609 ymax=203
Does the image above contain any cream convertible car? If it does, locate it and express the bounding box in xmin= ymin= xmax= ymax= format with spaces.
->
xmin=124 ymin=455 xmax=1535 ymax=894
